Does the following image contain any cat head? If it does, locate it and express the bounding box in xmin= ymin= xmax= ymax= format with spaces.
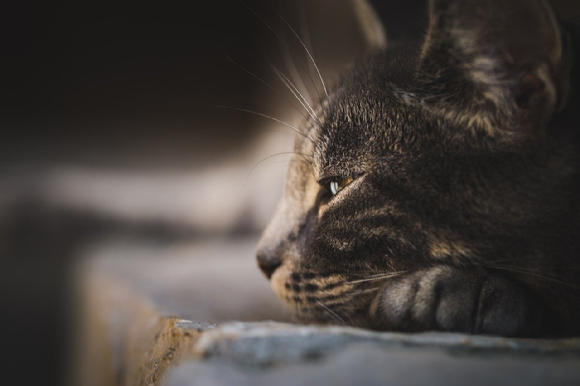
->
xmin=257 ymin=0 xmax=576 ymax=334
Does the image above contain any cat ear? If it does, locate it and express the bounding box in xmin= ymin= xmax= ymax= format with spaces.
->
xmin=419 ymin=0 xmax=571 ymax=140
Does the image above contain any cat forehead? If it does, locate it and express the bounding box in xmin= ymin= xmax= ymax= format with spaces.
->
xmin=310 ymin=71 xmax=430 ymax=175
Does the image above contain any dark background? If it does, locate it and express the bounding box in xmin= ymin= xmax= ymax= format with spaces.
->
xmin=3 ymin=1 xmax=580 ymax=385
xmin=4 ymin=2 xmax=270 ymax=385
xmin=3 ymin=0 xmax=268 ymax=168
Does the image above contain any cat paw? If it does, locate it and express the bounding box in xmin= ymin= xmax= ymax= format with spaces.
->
xmin=370 ymin=266 xmax=545 ymax=337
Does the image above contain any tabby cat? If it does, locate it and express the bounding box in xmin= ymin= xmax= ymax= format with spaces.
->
xmin=256 ymin=0 xmax=580 ymax=337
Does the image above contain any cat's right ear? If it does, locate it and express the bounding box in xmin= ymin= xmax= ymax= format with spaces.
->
xmin=418 ymin=0 xmax=571 ymax=141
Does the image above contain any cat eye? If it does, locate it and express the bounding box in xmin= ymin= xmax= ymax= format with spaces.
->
xmin=329 ymin=176 xmax=354 ymax=196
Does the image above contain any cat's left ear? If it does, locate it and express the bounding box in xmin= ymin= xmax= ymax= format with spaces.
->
xmin=419 ymin=0 xmax=571 ymax=139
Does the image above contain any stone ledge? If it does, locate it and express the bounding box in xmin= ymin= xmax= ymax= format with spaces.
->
xmin=71 ymin=238 xmax=580 ymax=386
xmin=192 ymin=322 xmax=580 ymax=362
xmin=161 ymin=321 xmax=580 ymax=386
xmin=169 ymin=338 xmax=580 ymax=386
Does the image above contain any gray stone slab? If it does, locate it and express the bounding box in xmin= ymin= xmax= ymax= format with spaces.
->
xmin=167 ymin=346 xmax=580 ymax=386
xmin=165 ymin=322 xmax=580 ymax=386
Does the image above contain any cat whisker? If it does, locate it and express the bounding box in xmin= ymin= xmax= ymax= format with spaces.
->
xmin=486 ymin=258 xmax=580 ymax=272
xmin=277 ymin=24 xmax=312 ymax=105
xmin=238 ymin=0 xmax=323 ymax=100
xmin=245 ymin=159 xmax=310 ymax=185
xmin=245 ymin=151 xmax=313 ymax=186
xmin=346 ymin=272 xmax=407 ymax=285
xmin=346 ymin=270 xmax=401 ymax=277
xmin=275 ymin=10 xmax=328 ymax=98
xmin=485 ymin=264 xmax=580 ymax=290
xmin=223 ymin=53 xmax=314 ymax=125
xmin=270 ymin=63 xmax=320 ymax=125
xmin=349 ymin=287 xmax=380 ymax=296
xmin=298 ymin=0 xmax=317 ymax=94
xmin=211 ymin=105 xmax=315 ymax=144
xmin=484 ymin=262 xmax=562 ymax=278
xmin=337 ymin=307 xmax=361 ymax=328
xmin=251 ymin=159 xmax=305 ymax=170
xmin=316 ymin=300 xmax=348 ymax=326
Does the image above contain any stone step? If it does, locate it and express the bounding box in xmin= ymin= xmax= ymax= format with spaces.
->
xmin=71 ymin=238 xmax=580 ymax=386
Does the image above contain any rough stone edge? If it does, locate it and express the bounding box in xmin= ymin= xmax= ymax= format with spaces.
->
xmin=70 ymin=264 xmax=214 ymax=386
xmin=191 ymin=321 xmax=580 ymax=367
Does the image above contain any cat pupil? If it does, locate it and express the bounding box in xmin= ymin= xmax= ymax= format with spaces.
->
xmin=330 ymin=181 xmax=340 ymax=196
xmin=329 ymin=176 xmax=354 ymax=196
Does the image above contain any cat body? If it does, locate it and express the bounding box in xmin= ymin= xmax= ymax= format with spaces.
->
xmin=257 ymin=0 xmax=580 ymax=337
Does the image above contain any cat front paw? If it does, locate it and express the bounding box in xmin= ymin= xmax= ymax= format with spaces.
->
xmin=370 ymin=266 xmax=545 ymax=337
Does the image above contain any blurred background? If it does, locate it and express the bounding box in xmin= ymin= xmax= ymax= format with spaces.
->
xmin=2 ymin=0 xmax=579 ymax=385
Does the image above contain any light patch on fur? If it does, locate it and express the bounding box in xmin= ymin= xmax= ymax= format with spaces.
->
xmin=451 ymin=28 xmax=512 ymax=102
xmin=394 ymin=88 xmax=419 ymax=106
xmin=324 ymin=236 xmax=355 ymax=252
xmin=428 ymin=234 xmax=471 ymax=260
xmin=439 ymin=105 xmax=503 ymax=137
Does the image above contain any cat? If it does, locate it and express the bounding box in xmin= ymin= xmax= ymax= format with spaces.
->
xmin=256 ymin=0 xmax=580 ymax=337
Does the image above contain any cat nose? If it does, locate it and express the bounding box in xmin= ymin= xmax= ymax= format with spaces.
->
xmin=256 ymin=248 xmax=282 ymax=280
